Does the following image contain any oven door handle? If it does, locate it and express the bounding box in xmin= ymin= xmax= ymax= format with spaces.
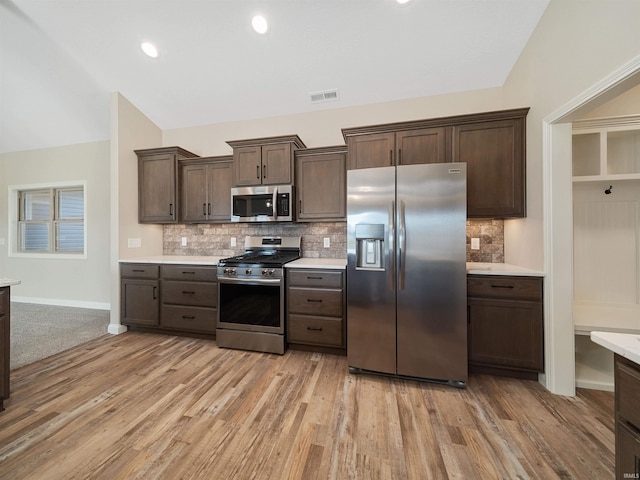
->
xmin=218 ymin=277 xmax=282 ymax=286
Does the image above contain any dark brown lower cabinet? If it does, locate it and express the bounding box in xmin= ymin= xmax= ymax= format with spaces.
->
xmin=467 ymin=275 xmax=544 ymax=380
xmin=0 ymin=287 xmax=9 ymax=411
xmin=120 ymin=263 xmax=217 ymax=338
xmin=287 ymin=269 xmax=345 ymax=354
xmin=121 ymin=264 xmax=160 ymax=327
xmin=615 ymin=355 xmax=640 ymax=479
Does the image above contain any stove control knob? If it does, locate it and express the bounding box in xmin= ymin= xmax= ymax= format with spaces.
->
xmin=269 ymin=269 xmax=276 ymax=276
xmin=261 ymin=269 xmax=268 ymax=276
xmin=245 ymin=268 xmax=252 ymax=275
xmin=223 ymin=268 xmax=230 ymax=274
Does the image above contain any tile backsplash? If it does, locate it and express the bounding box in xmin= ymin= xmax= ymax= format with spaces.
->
xmin=164 ymin=222 xmax=347 ymax=258
xmin=164 ymin=219 xmax=504 ymax=263
xmin=466 ymin=219 xmax=504 ymax=263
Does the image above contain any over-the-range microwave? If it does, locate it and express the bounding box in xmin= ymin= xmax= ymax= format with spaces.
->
xmin=231 ymin=184 xmax=294 ymax=222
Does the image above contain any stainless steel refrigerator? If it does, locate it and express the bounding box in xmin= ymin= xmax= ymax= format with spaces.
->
xmin=347 ymin=162 xmax=468 ymax=387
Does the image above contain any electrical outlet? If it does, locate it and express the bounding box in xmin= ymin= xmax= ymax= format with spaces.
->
xmin=323 ymin=237 xmax=330 ymax=248
xmin=127 ymin=238 xmax=141 ymax=248
xmin=181 ymin=237 xmax=188 ymax=247
xmin=471 ymin=238 xmax=480 ymax=250
xmin=231 ymin=237 xmax=237 ymax=247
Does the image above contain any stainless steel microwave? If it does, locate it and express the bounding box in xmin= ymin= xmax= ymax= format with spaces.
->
xmin=231 ymin=184 xmax=294 ymax=222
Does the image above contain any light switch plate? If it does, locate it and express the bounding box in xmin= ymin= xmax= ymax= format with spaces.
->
xmin=181 ymin=237 xmax=188 ymax=247
xmin=324 ymin=237 xmax=330 ymax=248
xmin=128 ymin=238 xmax=141 ymax=248
xmin=471 ymin=238 xmax=480 ymax=250
xmin=231 ymin=237 xmax=237 ymax=247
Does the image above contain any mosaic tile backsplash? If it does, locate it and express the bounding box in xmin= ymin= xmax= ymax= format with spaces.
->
xmin=164 ymin=219 xmax=504 ymax=263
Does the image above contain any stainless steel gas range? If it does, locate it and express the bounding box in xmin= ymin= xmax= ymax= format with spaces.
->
xmin=216 ymin=236 xmax=301 ymax=354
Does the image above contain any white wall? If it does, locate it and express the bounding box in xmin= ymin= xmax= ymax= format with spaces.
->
xmin=0 ymin=141 xmax=111 ymax=308
xmin=108 ymin=92 xmax=163 ymax=332
xmin=501 ymin=0 xmax=640 ymax=395
xmin=163 ymin=88 xmax=506 ymax=154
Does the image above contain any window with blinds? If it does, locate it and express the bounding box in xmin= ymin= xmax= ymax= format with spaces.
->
xmin=18 ymin=187 xmax=85 ymax=253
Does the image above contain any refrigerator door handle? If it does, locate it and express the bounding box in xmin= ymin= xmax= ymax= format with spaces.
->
xmin=389 ymin=200 xmax=395 ymax=291
xmin=398 ymin=200 xmax=406 ymax=290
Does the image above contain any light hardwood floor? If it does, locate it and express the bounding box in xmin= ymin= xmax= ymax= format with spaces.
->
xmin=0 ymin=333 xmax=614 ymax=479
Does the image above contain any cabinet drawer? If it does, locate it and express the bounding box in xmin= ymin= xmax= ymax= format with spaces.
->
xmin=288 ymin=315 xmax=343 ymax=347
xmin=162 ymin=265 xmax=217 ymax=282
xmin=289 ymin=288 xmax=342 ymax=317
xmin=467 ymin=275 xmax=542 ymax=301
xmin=162 ymin=281 xmax=217 ymax=307
xmin=161 ymin=305 xmax=216 ymax=333
xmin=121 ymin=264 xmax=160 ymax=279
xmin=288 ymin=270 xmax=343 ymax=289
xmin=616 ymin=358 xmax=640 ymax=429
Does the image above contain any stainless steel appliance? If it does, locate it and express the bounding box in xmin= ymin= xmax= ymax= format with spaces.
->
xmin=347 ymin=162 xmax=467 ymax=387
xmin=217 ymin=236 xmax=301 ymax=354
xmin=231 ymin=185 xmax=294 ymax=222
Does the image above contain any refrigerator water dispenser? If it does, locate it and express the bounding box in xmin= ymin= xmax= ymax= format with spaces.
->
xmin=355 ymin=224 xmax=384 ymax=270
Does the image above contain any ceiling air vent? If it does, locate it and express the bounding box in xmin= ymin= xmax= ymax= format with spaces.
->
xmin=310 ymin=89 xmax=340 ymax=103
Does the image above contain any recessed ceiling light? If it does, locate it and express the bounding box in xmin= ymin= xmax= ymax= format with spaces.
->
xmin=396 ymin=0 xmax=412 ymax=4
xmin=141 ymin=42 xmax=158 ymax=58
xmin=251 ymin=15 xmax=269 ymax=35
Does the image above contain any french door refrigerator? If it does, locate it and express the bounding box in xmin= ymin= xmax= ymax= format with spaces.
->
xmin=347 ymin=162 xmax=468 ymax=387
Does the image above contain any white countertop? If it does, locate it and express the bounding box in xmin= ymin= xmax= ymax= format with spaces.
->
xmin=286 ymin=258 xmax=347 ymax=270
xmin=120 ymin=255 xmax=223 ymax=265
xmin=466 ymin=262 xmax=545 ymax=276
xmin=591 ymin=331 xmax=640 ymax=366
xmin=0 ymin=279 xmax=21 ymax=288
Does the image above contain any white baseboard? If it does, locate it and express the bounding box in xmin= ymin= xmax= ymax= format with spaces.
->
xmin=575 ymin=379 xmax=615 ymax=392
xmin=11 ymin=296 xmax=110 ymax=311
xmin=108 ymin=323 xmax=128 ymax=335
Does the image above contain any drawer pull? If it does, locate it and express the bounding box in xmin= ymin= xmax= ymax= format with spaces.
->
xmin=307 ymin=299 xmax=322 ymax=303
xmin=182 ymin=291 xmax=196 ymax=295
xmin=182 ymin=271 xmax=196 ymax=275
xmin=132 ymin=269 xmax=146 ymax=273
xmin=491 ymin=285 xmax=514 ymax=289
xmin=307 ymin=326 xmax=323 ymax=331
xmin=307 ymin=276 xmax=323 ymax=280
xmin=182 ymin=315 xmax=195 ymax=320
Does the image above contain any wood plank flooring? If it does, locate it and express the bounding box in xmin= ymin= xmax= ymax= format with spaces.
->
xmin=0 ymin=333 xmax=615 ymax=479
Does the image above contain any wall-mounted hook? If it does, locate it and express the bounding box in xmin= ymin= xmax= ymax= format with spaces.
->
xmin=604 ymin=185 xmax=613 ymax=195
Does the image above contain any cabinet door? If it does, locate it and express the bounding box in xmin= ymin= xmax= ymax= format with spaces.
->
xmin=233 ymin=146 xmax=262 ymax=186
xmin=261 ymin=144 xmax=292 ymax=184
xmin=0 ymin=288 xmax=8 ymax=405
xmin=347 ymin=132 xmax=395 ymax=169
xmin=468 ymin=297 xmax=543 ymax=371
xmin=121 ymin=279 xmax=160 ymax=326
xmin=181 ymin=163 xmax=208 ymax=223
xmin=616 ymin=422 xmax=640 ymax=480
xmin=453 ymin=118 xmax=525 ymax=217
xmin=138 ymin=154 xmax=177 ymax=223
xmin=296 ymin=153 xmax=346 ymax=221
xmin=397 ymin=127 xmax=449 ymax=165
xmin=207 ymin=161 xmax=232 ymax=221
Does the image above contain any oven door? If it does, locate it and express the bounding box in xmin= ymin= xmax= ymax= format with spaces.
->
xmin=217 ymin=277 xmax=284 ymax=334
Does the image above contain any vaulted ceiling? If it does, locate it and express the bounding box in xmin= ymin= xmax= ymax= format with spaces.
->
xmin=0 ymin=0 xmax=550 ymax=154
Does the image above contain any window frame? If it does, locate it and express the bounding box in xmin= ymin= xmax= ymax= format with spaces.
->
xmin=9 ymin=181 xmax=88 ymax=259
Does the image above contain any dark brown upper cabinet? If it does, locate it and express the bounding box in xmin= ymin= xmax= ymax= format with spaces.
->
xmin=295 ymin=145 xmax=347 ymax=222
xmin=342 ymin=108 xmax=529 ymax=218
xmin=344 ymin=128 xmax=448 ymax=169
xmin=135 ymin=146 xmax=198 ymax=223
xmin=226 ymin=135 xmax=306 ymax=186
xmin=452 ymin=114 xmax=526 ymax=218
xmin=180 ymin=156 xmax=232 ymax=223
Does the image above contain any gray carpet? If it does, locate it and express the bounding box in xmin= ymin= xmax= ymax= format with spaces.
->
xmin=10 ymin=303 xmax=110 ymax=370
